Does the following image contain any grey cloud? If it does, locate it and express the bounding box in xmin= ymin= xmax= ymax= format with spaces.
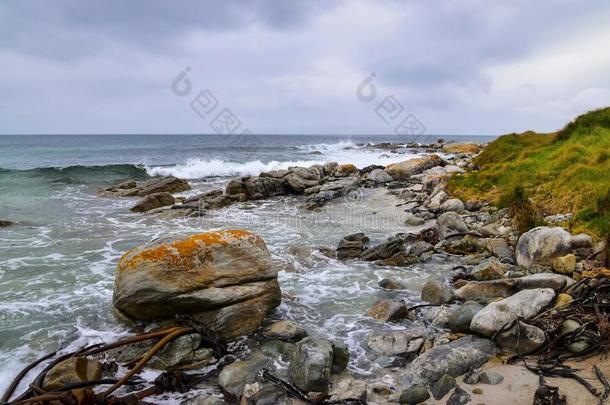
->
xmin=1 ymin=0 xmax=609 ymax=135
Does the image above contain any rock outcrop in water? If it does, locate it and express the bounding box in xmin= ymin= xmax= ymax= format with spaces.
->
xmin=101 ymin=175 xmax=191 ymax=197
xmin=0 ymin=219 xmax=14 ymax=227
xmin=113 ymin=229 xmax=281 ymax=341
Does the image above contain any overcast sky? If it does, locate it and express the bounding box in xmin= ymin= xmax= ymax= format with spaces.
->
xmin=1 ymin=0 xmax=609 ymax=135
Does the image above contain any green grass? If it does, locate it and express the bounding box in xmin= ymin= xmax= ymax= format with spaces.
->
xmin=448 ymin=107 xmax=610 ymax=237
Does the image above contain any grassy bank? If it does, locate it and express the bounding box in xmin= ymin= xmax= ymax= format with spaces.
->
xmin=448 ymin=107 xmax=610 ymax=237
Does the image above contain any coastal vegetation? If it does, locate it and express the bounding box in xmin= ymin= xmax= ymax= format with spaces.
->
xmin=448 ymin=107 xmax=610 ymax=237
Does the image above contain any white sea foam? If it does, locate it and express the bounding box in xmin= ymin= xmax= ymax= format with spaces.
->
xmin=145 ymin=142 xmax=420 ymax=179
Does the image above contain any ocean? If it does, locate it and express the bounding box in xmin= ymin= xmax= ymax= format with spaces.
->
xmin=0 ymin=133 xmax=492 ymax=397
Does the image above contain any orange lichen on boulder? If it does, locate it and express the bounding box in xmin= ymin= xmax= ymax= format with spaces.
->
xmin=338 ymin=163 xmax=358 ymax=172
xmin=443 ymin=143 xmax=484 ymax=154
xmin=118 ymin=229 xmax=257 ymax=271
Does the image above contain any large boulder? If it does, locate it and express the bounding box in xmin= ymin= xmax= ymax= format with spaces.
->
xmin=385 ymin=155 xmax=443 ymax=180
xmin=289 ymin=337 xmax=334 ymax=393
xmin=516 ymin=226 xmax=592 ymax=267
xmin=113 ymin=230 xmax=281 ymax=341
xmin=400 ymin=336 xmax=497 ymax=386
xmin=469 ymin=288 xmax=555 ymax=337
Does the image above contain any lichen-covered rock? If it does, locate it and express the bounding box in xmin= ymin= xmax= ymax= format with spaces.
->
xmin=113 ymin=230 xmax=281 ymax=341
xmin=553 ymin=254 xmax=576 ymax=274
xmin=385 ymin=155 xmax=442 ymax=180
xmin=516 ymin=226 xmax=592 ymax=267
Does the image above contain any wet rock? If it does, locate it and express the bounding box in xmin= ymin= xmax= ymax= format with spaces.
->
xmin=367 ymin=327 xmax=427 ymax=356
xmin=218 ymin=352 xmax=272 ymax=397
xmin=331 ymin=341 xmax=350 ymax=373
xmin=260 ymin=340 xmax=296 ymax=362
xmin=440 ymin=199 xmax=465 ymax=214
xmin=149 ymin=333 xmax=214 ymax=369
xmin=448 ymin=301 xmax=483 ymax=333
xmin=378 ymin=278 xmax=406 ymax=290
xmin=306 ymin=177 xmax=361 ymax=209
xmin=336 ymin=233 xmax=369 ymax=259
xmin=421 ymin=280 xmax=453 ymax=305
xmin=260 ymin=169 xmax=291 ymax=179
xmin=135 ymin=176 xmax=191 ymax=197
xmin=430 ymin=374 xmax=455 ymax=400
xmin=43 ymin=357 xmax=102 ymax=390
xmin=367 ymin=169 xmax=394 ymax=183
xmin=399 ymin=384 xmax=430 ymax=404
xmin=284 ymin=173 xmax=319 ymax=193
xmin=470 ymin=258 xmax=509 ymax=281
xmin=131 ymin=192 xmax=175 ymax=212
xmin=183 ymin=395 xmax=224 ymax=405
xmin=329 ymin=378 xmax=367 ymax=402
xmin=553 ymin=254 xmax=576 ymax=274
xmin=261 ymin=320 xmax=307 ymax=342
xmin=361 ymin=239 xmax=404 ymax=261
xmin=113 ymin=230 xmax=281 ymax=341
xmin=242 ymin=176 xmax=289 ymax=199
xmin=289 ymin=337 xmax=333 ymax=393
xmin=244 ymin=384 xmax=288 ymax=405
xmin=0 ymin=219 xmax=14 ymax=228
xmin=446 ymin=386 xmax=471 ymax=405
xmin=470 ymin=288 xmax=555 ymax=337
xmin=420 ymin=306 xmax=451 ymax=327
xmin=478 ymin=370 xmax=504 ymax=385
xmin=323 ymin=162 xmax=339 ymax=176
xmin=366 ymin=299 xmax=409 ymax=322
xmin=516 ymin=226 xmax=592 ymax=267
xmin=437 ymin=212 xmax=469 ymax=239
xmin=454 ymin=273 xmax=573 ymax=302
xmin=496 ymin=319 xmax=546 ymax=354
xmin=385 ymin=154 xmax=443 ymax=180
xmin=400 ymin=336 xmax=497 ymax=386
xmin=404 ymin=214 xmax=426 ymax=226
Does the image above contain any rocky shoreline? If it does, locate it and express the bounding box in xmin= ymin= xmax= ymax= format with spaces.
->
xmin=5 ymin=142 xmax=610 ymax=405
